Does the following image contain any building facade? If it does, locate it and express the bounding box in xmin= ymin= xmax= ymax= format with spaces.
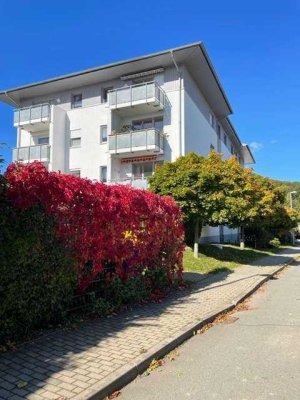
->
xmin=0 ymin=42 xmax=255 ymax=244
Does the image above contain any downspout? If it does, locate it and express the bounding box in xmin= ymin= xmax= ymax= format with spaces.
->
xmin=170 ymin=50 xmax=183 ymax=157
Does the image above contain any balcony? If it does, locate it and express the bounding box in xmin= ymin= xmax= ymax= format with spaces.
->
xmin=14 ymin=103 xmax=51 ymax=131
xmin=109 ymin=177 xmax=149 ymax=190
xmin=13 ymin=144 xmax=50 ymax=163
xmin=108 ymin=82 xmax=165 ymax=114
xmin=108 ymin=128 xmax=164 ymax=156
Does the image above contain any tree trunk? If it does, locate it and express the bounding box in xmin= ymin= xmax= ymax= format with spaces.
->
xmin=240 ymin=225 xmax=245 ymax=249
xmin=194 ymin=218 xmax=200 ymax=258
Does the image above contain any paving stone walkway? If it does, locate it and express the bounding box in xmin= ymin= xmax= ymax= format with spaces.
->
xmin=1 ymin=247 xmax=299 ymax=400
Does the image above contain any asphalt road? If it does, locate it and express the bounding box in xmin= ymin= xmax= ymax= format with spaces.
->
xmin=120 ymin=261 xmax=300 ymax=400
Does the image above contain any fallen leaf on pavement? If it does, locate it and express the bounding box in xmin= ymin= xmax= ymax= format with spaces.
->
xmin=17 ymin=381 xmax=28 ymax=389
xmin=107 ymin=391 xmax=121 ymax=399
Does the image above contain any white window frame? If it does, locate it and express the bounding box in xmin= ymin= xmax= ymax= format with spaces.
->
xmin=100 ymin=166 xmax=107 ymax=182
xmin=37 ymin=136 xmax=49 ymax=145
xmin=70 ymin=137 xmax=81 ymax=148
xmin=69 ymin=169 xmax=81 ymax=177
xmin=209 ymin=113 xmax=215 ymax=128
xmin=100 ymin=125 xmax=108 ymax=144
xmin=71 ymin=93 xmax=82 ymax=109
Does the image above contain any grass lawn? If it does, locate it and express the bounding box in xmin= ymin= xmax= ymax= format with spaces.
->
xmin=183 ymin=244 xmax=283 ymax=275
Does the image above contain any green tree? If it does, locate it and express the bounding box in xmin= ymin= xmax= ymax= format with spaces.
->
xmin=150 ymin=152 xmax=298 ymax=255
xmin=149 ymin=153 xmax=207 ymax=257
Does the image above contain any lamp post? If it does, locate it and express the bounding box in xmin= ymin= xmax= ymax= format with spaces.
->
xmin=289 ymin=191 xmax=297 ymax=209
xmin=289 ymin=191 xmax=297 ymax=245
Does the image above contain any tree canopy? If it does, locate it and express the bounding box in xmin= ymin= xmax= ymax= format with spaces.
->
xmin=149 ymin=152 xmax=299 ymax=253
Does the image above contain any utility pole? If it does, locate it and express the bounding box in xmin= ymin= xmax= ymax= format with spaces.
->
xmin=289 ymin=191 xmax=297 ymax=245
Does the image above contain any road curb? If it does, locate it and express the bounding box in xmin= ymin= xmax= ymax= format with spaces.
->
xmin=76 ymin=256 xmax=295 ymax=400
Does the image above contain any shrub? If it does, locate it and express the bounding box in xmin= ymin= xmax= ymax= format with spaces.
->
xmin=1 ymin=162 xmax=185 ymax=342
xmin=0 ymin=175 xmax=76 ymax=344
xmin=269 ymin=237 xmax=281 ymax=248
xmin=5 ymin=162 xmax=185 ymax=291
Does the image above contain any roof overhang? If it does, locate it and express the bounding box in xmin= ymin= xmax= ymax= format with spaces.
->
xmin=0 ymin=42 xmax=233 ymax=118
xmin=241 ymin=144 xmax=255 ymax=164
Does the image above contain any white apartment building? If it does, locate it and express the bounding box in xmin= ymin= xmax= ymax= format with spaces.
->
xmin=0 ymin=42 xmax=255 ymax=244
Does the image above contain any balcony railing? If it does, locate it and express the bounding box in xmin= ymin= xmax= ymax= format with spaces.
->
xmin=108 ymin=82 xmax=165 ymax=110
xmin=14 ymin=103 xmax=51 ymax=126
xmin=108 ymin=128 xmax=164 ymax=155
xmin=13 ymin=144 xmax=50 ymax=163
xmin=109 ymin=177 xmax=149 ymax=190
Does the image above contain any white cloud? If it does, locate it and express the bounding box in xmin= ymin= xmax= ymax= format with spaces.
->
xmin=249 ymin=141 xmax=263 ymax=152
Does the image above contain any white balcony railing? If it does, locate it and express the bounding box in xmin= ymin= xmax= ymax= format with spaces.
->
xmin=109 ymin=177 xmax=149 ymax=190
xmin=108 ymin=82 xmax=165 ymax=110
xmin=13 ymin=145 xmax=50 ymax=163
xmin=14 ymin=103 xmax=51 ymax=126
xmin=108 ymin=128 xmax=164 ymax=154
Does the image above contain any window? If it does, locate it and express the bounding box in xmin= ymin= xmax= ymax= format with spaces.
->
xmin=100 ymin=125 xmax=107 ymax=144
xmin=210 ymin=144 xmax=215 ymax=151
xmin=209 ymin=113 xmax=215 ymax=128
xmin=217 ymin=124 xmax=221 ymax=139
xmin=69 ymin=169 xmax=81 ymax=177
xmin=223 ymin=133 xmax=227 ymax=145
xmin=102 ymin=87 xmax=113 ymax=103
xmin=231 ymin=145 xmax=235 ymax=155
xmin=132 ymin=116 xmax=163 ymax=131
xmin=100 ymin=166 xmax=107 ymax=182
xmin=70 ymin=137 xmax=81 ymax=147
xmin=71 ymin=93 xmax=82 ymax=109
xmin=132 ymin=161 xmax=163 ymax=179
xmin=38 ymin=136 xmax=49 ymax=145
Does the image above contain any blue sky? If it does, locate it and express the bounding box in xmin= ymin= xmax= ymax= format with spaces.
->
xmin=0 ymin=0 xmax=299 ymax=181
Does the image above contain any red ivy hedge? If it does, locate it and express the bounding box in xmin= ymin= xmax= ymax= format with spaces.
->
xmin=5 ymin=162 xmax=185 ymax=291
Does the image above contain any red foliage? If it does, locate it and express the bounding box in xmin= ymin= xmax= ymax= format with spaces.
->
xmin=5 ymin=162 xmax=185 ymax=291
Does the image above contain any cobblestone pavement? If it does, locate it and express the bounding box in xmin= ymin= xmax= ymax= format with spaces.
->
xmin=1 ymin=248 xmax=299 ymax=400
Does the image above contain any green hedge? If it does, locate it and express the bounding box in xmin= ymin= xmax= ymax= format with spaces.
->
xmin=0 ymin=176 xmax=76 ymax=344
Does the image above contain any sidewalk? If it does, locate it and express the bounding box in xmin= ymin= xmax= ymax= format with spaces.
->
xmin=1 ymin=247 xmax=299 ymax=400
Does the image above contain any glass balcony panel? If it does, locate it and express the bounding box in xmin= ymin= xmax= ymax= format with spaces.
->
xmin=146 ymin=82 xmax=155 ymax=98
xmin=109 ymin=91 xmax=117 ymax=106
xmin=108 ymin=136 xmax=117 ymax=150
xmin=41 ymin=104 xmax=50 ymax=118
xmin=13 ymin=110 xmax=20 ymax=124
xmin=117 ymin=88 xmax=131 ymax=104
xmin=18 ymin=147 xmax=30 ymax=161
xmin=29 ymin=146 xmax=41 ymax=160
xmin=131 ymin=178 xmax=149 ymax=189
xmin=132 ymin=85 xmax=146 ymax=102
xmin=30 ymin=105 xmax=42 ymax=120
xmin=146 ymin=129 xmax=156 ymax=146
xmin=117 ymin=133 xmax=131 ymax=150
xmin=19 ymin=108 xmax=30 ymax=123
xmin=12 ymin=148 xmax=18 ymax=161
xmin=40 ymin=145 xmax=50 ymax=159
xmin=131 ymin=130 xmax=147 ymax=147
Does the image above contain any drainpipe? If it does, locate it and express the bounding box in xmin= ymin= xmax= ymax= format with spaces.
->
xmin=170 ymin=50 xmax=183 ymax=157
